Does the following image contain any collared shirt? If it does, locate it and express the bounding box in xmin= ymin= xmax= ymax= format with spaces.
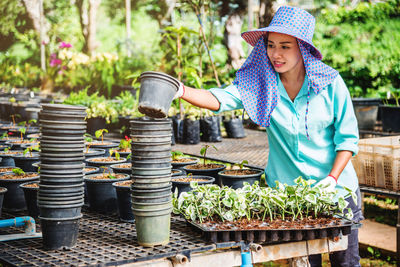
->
xmin=209 ymin=74 xmax=359 ymax=198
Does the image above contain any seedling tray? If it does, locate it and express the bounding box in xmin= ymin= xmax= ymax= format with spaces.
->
xmin=187 ymin=219 xmax=354 ymax=244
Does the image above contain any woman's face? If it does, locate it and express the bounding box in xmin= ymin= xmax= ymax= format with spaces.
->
xmin=266 ymin=32 xmax=303 ymax=74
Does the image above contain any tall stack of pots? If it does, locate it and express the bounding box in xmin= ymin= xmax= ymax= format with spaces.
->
xmin=130 ymin=117 xmax=172 ymax=247
xmin=38 ymin=104 xmax=87 ymax=250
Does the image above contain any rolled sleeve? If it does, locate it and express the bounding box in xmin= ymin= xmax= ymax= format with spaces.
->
xmin=208 ymin=84 xmax=244 ymax=114
xmin=332 ymin=75 xmax=359 ymax=156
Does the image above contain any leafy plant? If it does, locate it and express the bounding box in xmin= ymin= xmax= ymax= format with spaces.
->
xmin=12 ymin=168 xmax=25 ymax=176
xmin=23 ymin=145 xmax=39 ymax=157
xmin=118 ymin=137 xmax=131 ymax=150
xmin=378 ymin=87 xmax=400 ymax=106
xmin=1 ymin=132 xmax=9 ymax=140
xmin=100 ymin=166 xmax=116 ymax=179
xmin=200 ymin=144 xmax=217 ymax=165
xmin=84 ymin=133 xmax=93 ymax=153
xmin=173 ymin=177 xmax=356 ymax=223
xmin=233 ymin=160 xmax=249 ymax=170
xmin=95 ymin=129 xmax=108 ymax=143
xmin=171 ymin=151 xmax=185 ymax=161
xmin=109 ymin=149 xmax=120 ymax=161
xmin=18 ymin=127 xmax=26 ymax=141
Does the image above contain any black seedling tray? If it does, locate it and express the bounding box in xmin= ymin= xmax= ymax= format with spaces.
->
xmin=187 ymin=219 xmax=354 ymax=244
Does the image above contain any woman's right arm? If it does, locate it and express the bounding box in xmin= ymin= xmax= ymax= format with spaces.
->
xmin=180 ymin=85 xmax=221 ymax=111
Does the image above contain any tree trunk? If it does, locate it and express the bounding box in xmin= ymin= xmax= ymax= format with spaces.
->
xmin=21 ymin=0 xmax=49 ymax=42
xmin=76 ymin=0 xmax=101 ymax=54
xmin=224 ymin=14 xmax=246 ymax=70
xmin=259 ymin=0 xmax=274 ymax=27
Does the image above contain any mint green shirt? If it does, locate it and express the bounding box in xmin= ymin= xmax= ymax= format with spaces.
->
xmin=209 ymin=74 xmax=359 ymax=198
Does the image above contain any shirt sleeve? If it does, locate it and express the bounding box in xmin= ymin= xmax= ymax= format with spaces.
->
xmin=208 ymin=84 xmax=244 ymax=114
xmin=332 ymin=75 xmax=359 ymax=156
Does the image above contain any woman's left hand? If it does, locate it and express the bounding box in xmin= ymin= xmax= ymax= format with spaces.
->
xmin=315 ymin=176 xmax=337 ymax=192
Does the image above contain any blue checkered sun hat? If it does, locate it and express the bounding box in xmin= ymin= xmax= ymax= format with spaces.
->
xmin=233 ymin=6 xmax=338 ymax=138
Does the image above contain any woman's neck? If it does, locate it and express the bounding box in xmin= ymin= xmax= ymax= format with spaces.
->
xmin=279 ymin=66 xmax=306 ymax=101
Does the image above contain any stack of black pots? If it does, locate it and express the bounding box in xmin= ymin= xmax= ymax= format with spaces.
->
xmin=130 ymin=117 xmax=172 ymax=247
xmin=38 ymin=104 xmax=86 ymax=250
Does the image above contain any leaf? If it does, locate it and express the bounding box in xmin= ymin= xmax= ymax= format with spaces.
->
xmin=200 ymin=147 xmax=206 ymax=156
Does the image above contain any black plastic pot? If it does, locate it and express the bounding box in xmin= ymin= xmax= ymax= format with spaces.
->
xmin=131 ymin=156 xmax=171 ymax=168
xmin=218 ymin=169 xmax=264 ymax=189
xmin=200 ymin=116 xmax=222 ymax=142
xmin=172 ymin=175 xmax=215 ymax=196
xmin=84 ymin=173 xmax=130 ymax=214
xmin=131 ymin=192 xmax=172 ymax=204
xmin=84 ymin=166 xmax=100 ymax=175
xmin=380 ymin=105 xmax=400 ymax=132
xmin=40 ymin=216 xmax=81 ymax=250
xmin=112 ymin=180 xmax=134 ymax=223
xmin=6 ymin=141 xmax=38 ymax=150
xmin=85 ymin=157 xmax=127 ymax=168
xmin=86 ymin=142 xmax=119 ymax=157
xmin=110 ymin=163 xmax=131 ymax=174
xmin=13 ymin=153 xmax=40 ymax=172
xmin=0 ymin=172 xmax=39 ymax=211
xmin=131 ymin=185 xmax=172 ymax=198
xmin=40 ymin=156 xmax=85 ymax=166
xmin=39 ymin=110 xmax=86 ymax=122
xmin=85 ymin=149 xmax=106 ymax=162
xmin=182 ymin=119 xmax=200 ymax=144
xmin=20 ymin=181 xmax=39 ymax=218
xmin=39 ymin=183 xmax=84 ymax=194
xmin=183 ymin=163 xmax=226 ymax=186
xmin=352 ymin=98 xmax=380 ymax=130
xmin=0 ymin=151 xmax=24 ymax=167
xmin=132 ymin=166 xmax=171 ymax=176
xmin=0 ymin=187 xmax=7 ymax=217
xmin=223 ymin=118 xmax=246 ymax=138
xmin=39 ymin=204 xmax=82 ymax=219
xmin=171 ymin=115 xmax=184 ymax=143
xmin=86 ymin=117 xmax=107 ymax=136
xmin=130 ymin=134 xmax=172 ymax=143
xmin=172 ymin=169 xmax=184 ymax=177
xmin=171 ymin=157 xmax=199 ymax=170
xmin=0 ymin=166 xmax=16 ymax=175
xmin=138 ymin=72 xmax=179 ymax=118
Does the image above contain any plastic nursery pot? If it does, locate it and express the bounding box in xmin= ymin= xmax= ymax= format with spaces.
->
xmin=40 ymin=135 xmax=84 ymax=142
xmin=182 ymin=163 xmax=226 ymax=186
xmin=171 ymin=169 xmax=184 ymax=177
xmin=0 ymin=187 xmax=7 ymax=217
xmin=40 ymin=215 xmax=81 ymax=250
xmin=84 ymin=173 xmax=130 ymax=214
xmin=84 ymin=149 xmax=106 ymax=161
xmin=352 ymin=98 xmax=380 ymax=130
xmin=218 ymin=169 xmax=264 ymax=189
xmin=0 ymin=166 xmax=16 ymax=175
xmin=0 ymin=172 xmax=39 ymax=211
xmin=84 ymin=166 xmax=100 ymax=175
xmin=131 ymin=185 xmax=172 ymax=198
xmin=131 ymin=141 xmax=171 ymax=152
xmin=171 ymin=157 xmax=199 ymax=170
xmin=131 ymin=149 xmax=170 ymax=158
xmin=132 ymin=174 xmax=171 ymax=185
xmin=131 ymin=191 xmax=172 ymax=204
xmin=41 ymin=103 xmax=87 ymax=113
xmin=132 ymin=166 xmax=171 ymax=176
xmin=131 ymin=157 xmax=171 ymax=169
xmin=380 ymin=106 xmax=400 ymax=132
xmin=39 ymin=183 xmax=84 ymax=194
xmin=131 ymin=199 xmax=172 ymax=210
xmin=129 ymin=117 xmax=172 ymax=130
xmin=112 ymin=180 xmax=134 ymax=223
xmin=138 ymin=72 xmax=179 ymax=118
xmin=40 ymin=156 xmax=85 ymax=166
xmin=85 ymin=157 xmax=127 ymax=168
xmin=223 ymin=118 xmax=246 ymax=138
xmin=20 ymin=181 xmax=39 ymax=218
xmin=132 ymin=205 xmax=172 ymax=247
xmin=130 ymin=134 xmax=172 ymax=143
xmin=110 ymin=163 xmax=131 ymax=175
xmin=171 ymin=175 xmax=215 ymax=196
xmin=13 ymin=153 xmax=40 ymax=172
xmin=0 ymin=151 xmax=24 ymax=167
xmin=39 ymin=111 xmax=86 ymax=122
xmin=132 ymin=181 xmax=172 ymax=190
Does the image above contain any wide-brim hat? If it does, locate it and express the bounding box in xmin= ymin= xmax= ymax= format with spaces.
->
xmin=241 ymin=6 xmax=323 ymax=60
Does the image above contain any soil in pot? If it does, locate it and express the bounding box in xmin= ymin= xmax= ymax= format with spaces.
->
xmin=85 ymin=157 xmax=127 ymax=168
xmin=0 ymin=172 xmax=39 ymax=211
xmin=0 ymin=166 xmax=15 ymax=174
xmin=183 ymin=163 xmax=226 ymax=185
xmin=171 ymin=157 xmax=199 ymax=170
xmin=172 ymin=175 xmax=215 ymax=196
xmin=110 ymin=163 xmax=131 ymax=174
xmin=219 ymin=169 xmax=264 ymax=189
xmin=0 ymin=150 xmax=24 ymax=167
xmin=113 ymin=180 xmax=134 ymax=223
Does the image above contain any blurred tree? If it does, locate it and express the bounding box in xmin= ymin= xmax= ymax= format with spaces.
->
xmin=76 ymin=0 xmax=102 ymax=54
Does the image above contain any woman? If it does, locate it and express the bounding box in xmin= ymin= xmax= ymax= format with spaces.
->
xmin=174 ymin=6 xmax=362 ymax=267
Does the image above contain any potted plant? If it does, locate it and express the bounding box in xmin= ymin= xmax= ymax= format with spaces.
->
xmin=110 ymin=162 xmax=131 ymax=175
xmin=84 ymin=169 xmax=130 ymax=214
xmin=114 ymin=136 xmax=131 ymax=159
xmin=379 ymin=87 xmax=400 ymax=132
xmin=86 ymin=129 xmax=119 ymax=157
xmin=351 ymin=87 xmax=381 ymax=131
xmin=172 ymin=174 xmax=214 ymax=196
xmin=200 ymin=109 xmax=222 ymax=142
xmin=0 ymin=168 xmax=39 ymax=211
xmin=182 ymin=106 xmax=201 ymax=144
xmin=13 ymin=145 xmax=40 ymax=172
xmin=0 ymin=148 xmax=24 ymax=167
xmin=222 ymin=110 xmax=246 ymax=138
xmin=182 ymin=145 xmax=226 ymax=185
xmin=86 ymin=101 xmax=118 ymax=135
xmin=173 ymin=177 xmax=356 ymax=231
xmin=218 ymin=160 xmax=264 ymax=189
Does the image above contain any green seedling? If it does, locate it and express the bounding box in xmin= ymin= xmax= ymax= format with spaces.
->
xmin=12 ymin=168 xmax=25 ymax=176
xmin=126 ymin=153 xmax=132 ymax=160
xmin=109 ymin=149 xmax=120 ymax=161
xmin=118 ymin=138 xmax=131 ymax=150
xmin=23 ymin=145 xmax=39 ymax=157
xmin=100 ymin=166 xmax=116 ymax=179
xmin=3 ymin=148 xmax=10 ymax=153
xmin=95 ymin=129 xmax=108 ymax=143
xmin=84 ymin=133 xmax=93 ymax=153
xmin=1 ymin=132 xmax=9 ymax=140
xmin=18 ymin=127 xmax=26 ymax=141
xmin=200 ymin=145 xmax=217 ymax=165
xmin=233 ymin=160 xmax=249 ymax=170
xmin=171 ymin=151 xmax=184 ymax=161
